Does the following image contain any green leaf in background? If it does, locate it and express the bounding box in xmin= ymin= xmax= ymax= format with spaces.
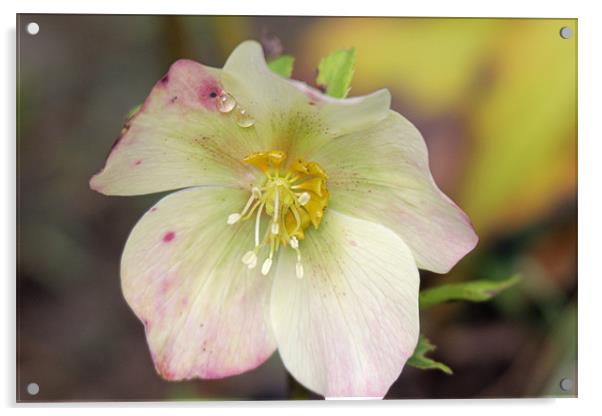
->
xmin=407 ymin=335 xmax=453 ymax=375
xmin=316 ymin=48 xmax=356 ymax=98
xmin=267 ymin=55 xmax=295 ymax=78
xmin=419 ymin=275 xmax=521 ymax=310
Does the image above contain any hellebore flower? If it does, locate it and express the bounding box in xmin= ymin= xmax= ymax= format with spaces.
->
xmin=90 ymin=40 xmax=477 ymax=398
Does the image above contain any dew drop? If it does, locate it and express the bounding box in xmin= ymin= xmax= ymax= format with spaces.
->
xmin=217 ymin=93 xmax=236 ymax=113
xmin=235 ymin=106 xmax=256 ymax=128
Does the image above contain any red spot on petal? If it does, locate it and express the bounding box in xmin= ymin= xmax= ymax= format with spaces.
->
xmin=150 ymin=207 xmax=158 ymax=212
xmin=198 ymin=78 xmax=223 ymax=111
xmin=163 ymin=231 xmax=176 ymax=243
xmin=349 ymin=240 xmax=358 ymax=247
xmin=134 ymin=160 xmax=142 ymax=166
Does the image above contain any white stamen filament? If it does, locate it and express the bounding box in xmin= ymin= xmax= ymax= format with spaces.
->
xmin=255 ymin=202 xmax=264 ymax=247
xmin=229 ymin=152 xmax=329 ymax=281
xmin=227 ymin=187 xmax=261 ymax=225
xmin=273 ymin=187 xmax=280 ymax=219
xmin=261 ymin=258 xmax=273 ymax=275
xmin=271 ymin=222 xmax=279 ymax=235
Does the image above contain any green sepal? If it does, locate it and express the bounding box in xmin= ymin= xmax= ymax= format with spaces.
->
xmin=316 ymin=48 xmax=356 ymax=98
xmin=268 ymin=55 xmax=295 ymax=78
xmin=407 ymin=335 xmax=453 ymax=375
xmin=419 ymin=275 xmax=521 ymax=310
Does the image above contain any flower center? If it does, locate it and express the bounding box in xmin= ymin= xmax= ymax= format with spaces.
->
xmin=226 ymin=150 xmax=329 ymax=278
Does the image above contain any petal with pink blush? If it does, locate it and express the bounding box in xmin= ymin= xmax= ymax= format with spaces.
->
xmin=121 ymin=187 xmax=276 ymax=380
xmin=308 ymin=111 xmax=478 ymax=273
xmin=90 ymin=59 xmax=261 ymax=196
xmin=270 ymin=210 xmax=420 ymax=398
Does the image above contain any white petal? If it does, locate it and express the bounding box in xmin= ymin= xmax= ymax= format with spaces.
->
xmin=121 ymin=187 xmax=276 ymax=380
xmin=271 ymin=210 xmax=420 ymax=397
xmin=220 ymin=40 xmax=391 ymax=156
xmin=308 ymin=111 xmax=478 ymax=273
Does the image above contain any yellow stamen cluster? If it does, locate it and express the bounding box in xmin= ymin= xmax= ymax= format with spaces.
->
xmin=226 ymin=150 xmax=329 ymax=278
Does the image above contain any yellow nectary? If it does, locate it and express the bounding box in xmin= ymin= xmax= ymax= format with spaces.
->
xmin=227 ymin=150 xmax=329 ymax=278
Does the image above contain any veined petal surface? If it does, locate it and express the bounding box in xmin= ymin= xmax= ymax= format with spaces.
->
xmin=121 ymin=187 xmax=276 ymax=380
xmin=90 ymin=60 xmax=260 ymax=196
xmin=308 ymin=111 xmax=478 ymax=273
xmin=271 ymin=210 xmax=420 ymax=398
xmin=221 ymin=40 xmax=391 ymax=157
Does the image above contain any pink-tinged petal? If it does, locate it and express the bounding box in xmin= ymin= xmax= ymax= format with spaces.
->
xmin=271 ymin=210 xmax=420 ymax=398
xmin=121 ymin=187 xmax=276 ymax=380
xmin=220 ymin=40 xmax=391 ymax=157
xmin=90 ymin=59 xmax=261 ymax=196
xmin=308 ymin=111 xmax=478 ymax=273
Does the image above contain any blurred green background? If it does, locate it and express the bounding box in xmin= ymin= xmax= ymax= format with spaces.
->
xmin=16 ymin=15 xmax=577 ymax=401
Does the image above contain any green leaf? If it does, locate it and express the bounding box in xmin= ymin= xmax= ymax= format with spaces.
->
xmin=316 ymin=48 xmax=356 ymax=98
xmin=407 ymin=335 xmax=452 ymax=375
xmin=267 ymin=55 xmax=295 ymax=78
xmin=419 ymin=275 xmax=521 ymax=310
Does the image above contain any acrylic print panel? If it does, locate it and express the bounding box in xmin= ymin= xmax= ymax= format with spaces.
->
xmin=16 ymin=14 xmax=577 ymax=401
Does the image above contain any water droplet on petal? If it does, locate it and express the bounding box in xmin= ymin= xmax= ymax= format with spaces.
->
xmin=217 ymin=93 xmax=236 ymax=113
xmin=235 ymin=106 xmax=256 ymax=128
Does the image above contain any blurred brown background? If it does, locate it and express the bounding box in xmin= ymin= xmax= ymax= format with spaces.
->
xmin=16 ymin=15 xmax=577 ymax=401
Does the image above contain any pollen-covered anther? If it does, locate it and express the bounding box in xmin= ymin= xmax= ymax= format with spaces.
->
xmin=242 ymin=250 xmax=257 ymax=266
xmin=229 ymin=150 xmax=329 ymax=278
xmin=290 ymin=236 xmax=299 ymax=249
xmin=297 ymin=192 xmax=310 ymax=206
xmin=227 ymin=213 xmax=241 ymax=224
xmin=261 ymin=258 xmax=273 ymax=276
